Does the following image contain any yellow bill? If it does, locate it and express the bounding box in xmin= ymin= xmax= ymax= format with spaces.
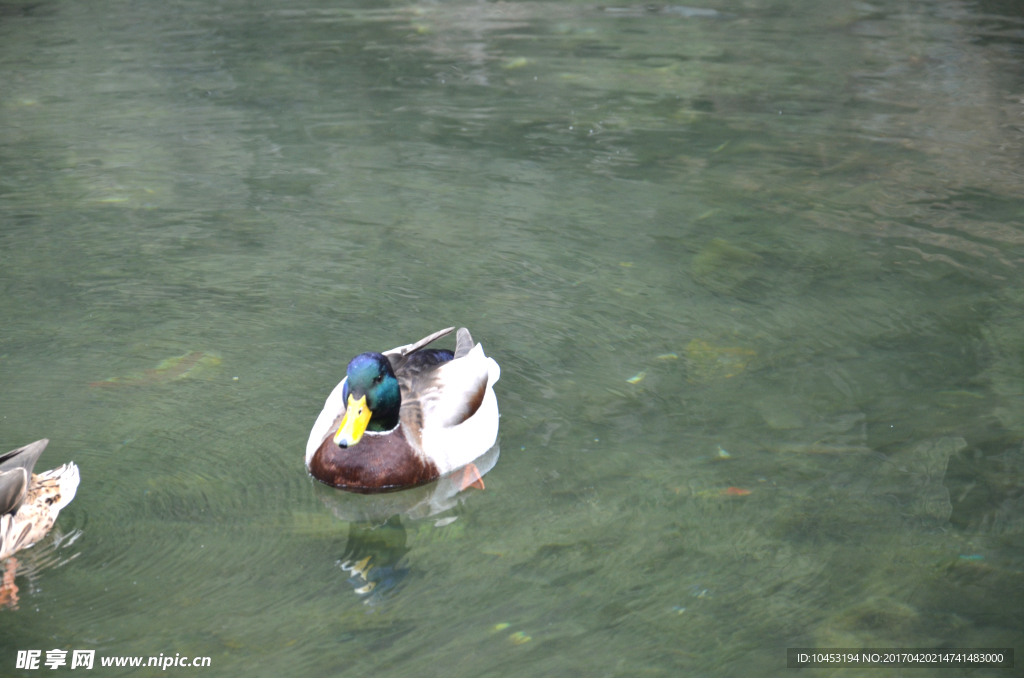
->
xmin=334 ymin=394 xmax=372 ymax=448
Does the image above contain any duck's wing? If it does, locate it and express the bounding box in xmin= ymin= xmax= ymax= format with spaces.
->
xmin=384 ymin=327 xmax=454 ymax=372
xmin=0 ymin=440 xmax=49 ymax=516
xmin=0 ymin=439 xmax=49 ymax=476
xmin=405 ymin=340 xmax=500 ymax=474
xmin=0 ymin=468 xmax=29 ymax=516
xmin=399 ymin=339 xmax=495 ymax=432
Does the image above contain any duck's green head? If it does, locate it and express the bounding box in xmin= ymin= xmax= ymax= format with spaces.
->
xmin=333 ymin=352 xmax=401 ymax=448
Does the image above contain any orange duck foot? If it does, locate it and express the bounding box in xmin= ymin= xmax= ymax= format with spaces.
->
xmin=458 ymin=463 xmax=485 ymax=491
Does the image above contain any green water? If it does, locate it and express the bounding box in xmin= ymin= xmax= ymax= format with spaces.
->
xmin=2 ymin=0 xmax=1023 ymax=675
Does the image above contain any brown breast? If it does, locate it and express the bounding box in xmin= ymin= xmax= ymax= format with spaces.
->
xmin=308 ymin=424 xmax=440 ymax=493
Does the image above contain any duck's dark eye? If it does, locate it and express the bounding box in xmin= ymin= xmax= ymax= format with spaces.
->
xmin=373 ymin=375 xmax=382 ymax=384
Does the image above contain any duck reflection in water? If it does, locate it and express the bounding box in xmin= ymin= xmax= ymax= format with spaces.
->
xmin=314 ymin=445 xmax=499 ymax=605
xmin=337 ymin=516 xmax=410 ymax=602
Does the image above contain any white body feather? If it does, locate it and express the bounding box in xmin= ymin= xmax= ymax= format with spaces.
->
xmin=305 ymin=376 xmax=349 ymax=465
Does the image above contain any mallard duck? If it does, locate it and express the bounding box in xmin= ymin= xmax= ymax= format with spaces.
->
xmin=0 ymin=439 xmax=80 ymax=560
xmin=306 ymin=327 xmax=500 ymax=493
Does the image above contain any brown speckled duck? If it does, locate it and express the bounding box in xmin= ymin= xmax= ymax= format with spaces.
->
xmin=305 ymin=327 xmax=500 ymax=493
xmin=0 ymin=439 xmax=79 ymax=560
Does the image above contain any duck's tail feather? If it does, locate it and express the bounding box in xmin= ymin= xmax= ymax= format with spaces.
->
xmin=454 ymin=328 xmax=474 ymax=359
xmin=35 ymin=463 xmax=80 ymax=512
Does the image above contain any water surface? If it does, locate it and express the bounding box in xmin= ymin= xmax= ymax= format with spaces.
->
xmin=1 ymin=0 xmax=1023 ymax=675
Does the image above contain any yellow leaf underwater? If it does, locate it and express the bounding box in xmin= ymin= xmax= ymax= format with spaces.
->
xmin=626 ymin=371 xmax=647 ymax=384
xmin=90 ymin=351 xmax=221 ymax=387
